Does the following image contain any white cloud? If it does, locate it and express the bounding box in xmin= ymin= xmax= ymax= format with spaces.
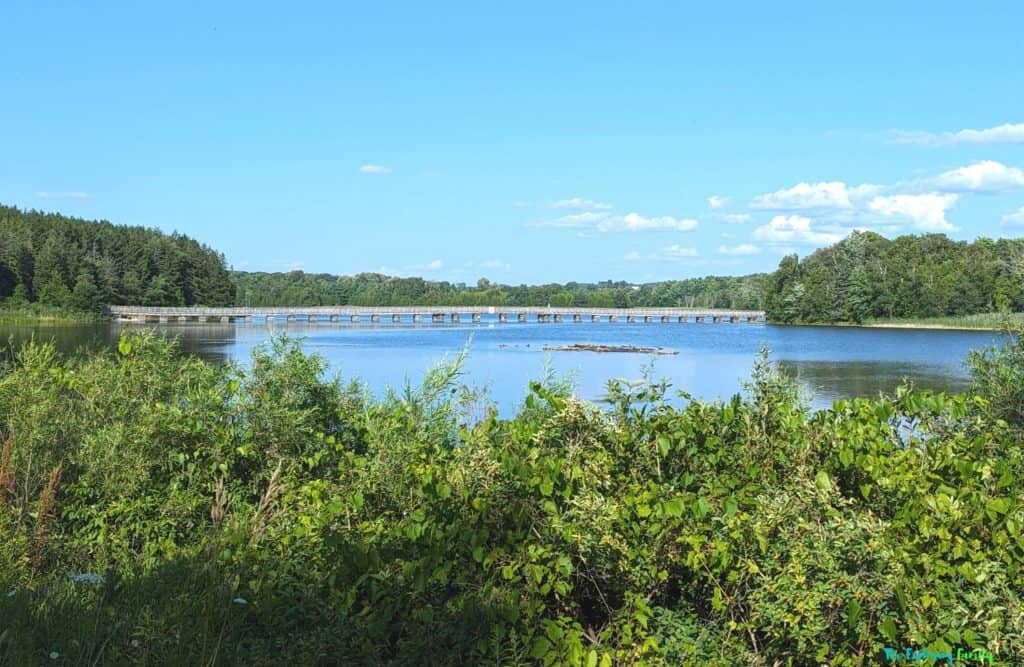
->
xmin=661 ymin=244 xmax=698 ymax=257
xmin=467 ymin=258 xmax=512 ymax=272
xmin=625 ymin=244 xmax=698 ymax=261
xmin=750 ymin=182 xmax=883 ymax=210
xmin=867 ymin=193 xmax=959 ymax=232
xmin=708 ymin=195 xmax=729 ymax=209
xmin=598 ymin=212 xmax=698 ymax=232
xmin=921 ymin=160 xmax=1024 ymax=193
xmin=36 ymin=191 xmax=89 ymax=199
xmin=719 ymin=213 xmax=751 ymax=224
xmin=550 ymin=197 xmax=613 ymax=211
xmin=531 ymin=211 xmax=697 ymax=232
xmin=359 ymin=164 xmax=392 ymax=174
xmin=530 ymin=211 xmax=611 ymax=228
xmin=1003 ymin=206 xmax=1024 ymax=227
xmin=718 ymin=243 xmax=761 ymax=256
xmin=893 ymin=122 xmax=1024 ymax=146
xmin=752 ymin=215 xmax=845 ymax=245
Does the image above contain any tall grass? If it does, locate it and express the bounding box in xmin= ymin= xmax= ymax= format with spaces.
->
xmin=864 ymin=311 xmax=1024 ymax=329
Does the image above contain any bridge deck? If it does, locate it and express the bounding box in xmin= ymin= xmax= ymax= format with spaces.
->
xmin=107 ymin=305 xmax=765 ymax=323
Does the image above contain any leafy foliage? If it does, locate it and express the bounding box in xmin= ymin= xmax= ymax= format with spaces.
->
xmin=0 ymin=333 xmax=1021 ymax=665
xmin=765 ymin=231 xmax=1024 ymax=323
xmin=232 ymin=270 xmax=768 ymax=310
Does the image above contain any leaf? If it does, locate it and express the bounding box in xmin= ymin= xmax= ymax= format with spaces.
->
xmin=814 ymin=470 xmax=832 ymax=494
xmin=879 ymin=616 xmax=897 ymax=642
xmin=986 ymin=497 xmax=1010 ymax=516
xmin=657 ymin=435 xmax=671 ymax=457
xmin=586 ymin=650 xmax=598 ymax=667
xmin=663 ymin=497 xmax=685 ymax=518
xmin=846 ymin=598 xmax=862 ymax=628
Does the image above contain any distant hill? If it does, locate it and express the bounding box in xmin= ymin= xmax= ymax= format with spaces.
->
xmin=0 ymin=205 xmax=234 ymax=310
xmin=231 ymin=270 xmax=769 ymax=310
xmin=764 ymin=231 xmax=1024 ymax=323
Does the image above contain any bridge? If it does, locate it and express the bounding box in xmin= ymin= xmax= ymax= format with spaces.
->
xmin=107 ymin=305 xmax=766 ymax=325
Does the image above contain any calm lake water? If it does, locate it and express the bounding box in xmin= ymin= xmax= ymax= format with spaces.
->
xmin=1 ymin=319 xmax=1001 ymax=414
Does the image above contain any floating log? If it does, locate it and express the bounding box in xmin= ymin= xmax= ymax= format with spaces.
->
xmin=541 ymin=343 xmax=678 ymax=355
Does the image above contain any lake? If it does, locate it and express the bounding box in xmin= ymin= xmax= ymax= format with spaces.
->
xmin=0 ymin=318 xmax=1000 ymax=413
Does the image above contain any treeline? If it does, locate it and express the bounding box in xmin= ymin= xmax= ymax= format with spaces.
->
xmin=0 ymin=205 xmax=234 ymax=311
xmin=765 ymin=231 xmax=1024 ymax=323
xmin=232 ymin=271 xmax=769 ymax=310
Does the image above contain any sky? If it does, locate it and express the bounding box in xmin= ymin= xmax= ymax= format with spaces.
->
xmin=2 ymin=1 xmax=1024 ymax=285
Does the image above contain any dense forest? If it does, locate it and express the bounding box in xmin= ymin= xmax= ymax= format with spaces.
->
xmin=0 ymin=205 xmax=234 ymax=311
xmin=764 ymin=231 xmax=1024 ymax=323
xmin=1 ymin=330 xmax=1022 ymax=664
xmin=232 ymin=271 xmax=769 ymax=311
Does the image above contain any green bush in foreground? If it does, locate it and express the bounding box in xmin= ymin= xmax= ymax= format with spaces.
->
xmin=0 ymin=332 xmax=1022 ymax=665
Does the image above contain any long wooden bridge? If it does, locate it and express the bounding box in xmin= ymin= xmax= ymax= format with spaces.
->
xmin=107 ymin=305 xmax=766 ymax=325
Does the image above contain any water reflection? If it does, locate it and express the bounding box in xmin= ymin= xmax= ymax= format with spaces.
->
xmin=0 ymin=320 xmax=997 ymax=415
xmin=779 ymin=359 xmax=972 ymax=407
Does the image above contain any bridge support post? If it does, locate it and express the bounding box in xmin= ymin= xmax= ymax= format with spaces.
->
xmin=413 ymin=314 xmax=422 ymax=323
xmin=573 ymin=314 xmax=582 ymax=323
xmin=432 ymin=313 xmax=444 ymax=323
xmin=307 ymin=315 xmax=317 ymax=323
xmin=159 ymin=316 xmax=169 ymax=324
xmin=472 ymin=313 xmax=481 ymax=322
xmin=643 ymin=315 xmax=653 ymax=323
xmin=695 ymin=316 xmax=704 ymax=323
xmin=517 ymin=313 xmax=526 ymax=323
xmin=609 ymin=315 xmax=618 ymax=323
xmin=713 ymin=316 xmax=722 ymax=323
xmin=351 ymin=315 xmax=360 ymax=323
xmin=746 ymin=316 xmax=756 ymax=323
xmin=221 ymin=316 xmax=230 ymax=323
xmin=393 ymin=314 xmax=401 ymax=323
xmin=499 ymin=313 xmax=508 ymax=323
xmin=553 ymin=314 xmax=563 ymax=323
xmin=330 ymin=315 xmax=340 ymax=323
xmin=627 ymin=315 xmax=637 ymax=323
xmin=591 ymin=314 xmax=600 ymax=323
xmin=661 ymin=315 xmax=670 ymax=323
xmin=451 ymin=313 xmax=460 ymax=323
xmin=371 ymin=314 xmax=381 ymax=323
xmin=179 ymin=316 xmax=189 ymax=323
xmin=287 ymin=315 xmax=296 ymax=322
xmin=730 ymin=316 xmax=739 ymax=323
xmin=678 ymin=315 xmax=687 ymax=323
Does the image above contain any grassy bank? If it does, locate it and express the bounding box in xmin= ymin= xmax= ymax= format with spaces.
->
xmin=862 ymin=312 xmax=1024 ymax=331
xmin=0 ymin=304 xmax=104 ymax=324
xmin=1 ymin=332 xmax=1022 ymax=665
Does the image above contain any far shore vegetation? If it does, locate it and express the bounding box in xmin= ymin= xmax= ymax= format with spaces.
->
xmin=863 ymin=312 xmax=1024 ymax=330
xmin=4 ymin=204 xmax=1024 ymax=329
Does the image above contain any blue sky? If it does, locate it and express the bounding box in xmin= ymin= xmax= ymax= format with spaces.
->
xmin=2 ymin=1 xmax=1023 ymax=284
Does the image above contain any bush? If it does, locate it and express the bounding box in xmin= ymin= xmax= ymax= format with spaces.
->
xmin=0 ymin=333 xmax=1020 ymax=665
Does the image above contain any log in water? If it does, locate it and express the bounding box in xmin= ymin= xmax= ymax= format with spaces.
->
xmin=541 ymin=343 xmax=678 ymax=355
